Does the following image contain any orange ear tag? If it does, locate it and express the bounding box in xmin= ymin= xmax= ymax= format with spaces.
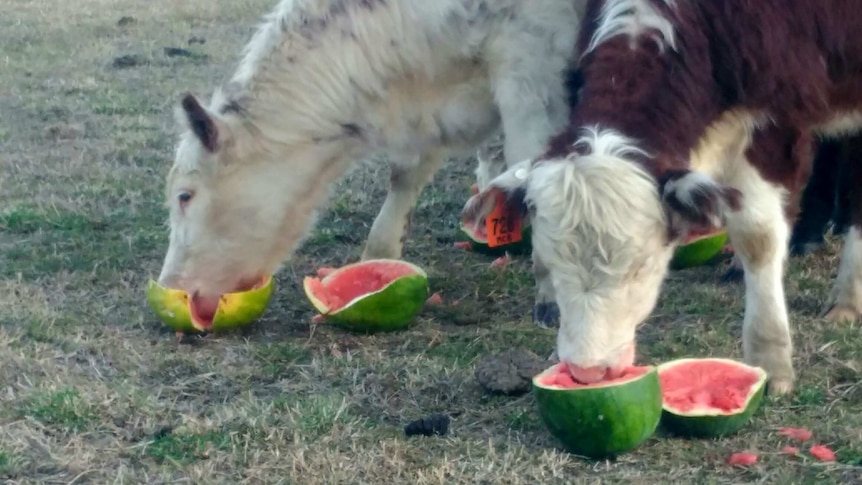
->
xmin=484 ymin=191 xmax=523 ymax=248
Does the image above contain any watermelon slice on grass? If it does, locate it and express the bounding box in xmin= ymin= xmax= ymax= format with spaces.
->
xmin=532 ymin=363 xmax=663 ymax=459
xmin=303 ymin=259 xmax=429 ymax=333
xmin=671 ymin=228 xmax=729 ymax=270
xmin=657 ymin=358 xmax=767 ymax=438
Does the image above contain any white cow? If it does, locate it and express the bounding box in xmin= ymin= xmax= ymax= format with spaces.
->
xmin=156 ymin=0 xmax=586 ymax=329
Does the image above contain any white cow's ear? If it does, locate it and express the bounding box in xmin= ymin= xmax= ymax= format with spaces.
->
xmin=175 ymin=93 xmax=230 ymax=153
xmin=460 ymin=159 xmax=531 ymax=233
xmin=660 ymin=169 xmax=742 ymax=234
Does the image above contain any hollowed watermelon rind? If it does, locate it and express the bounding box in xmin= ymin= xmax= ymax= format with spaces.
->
xmin=209 ymin=277 xmax=275 ymax=332
xmin=532 ymin=365 xmax=662 ymax=459
xmin=146 ymin=281 xmax=198 ymax=333
xmin=302 ymin=260 xmax=429 ymax=333
xmin=670 ymin=231 xmax=729 ymax=270
xmin=145 ymin=276 xmax=274 ymax=333
xmin=657 ymin=358 xmax=768 ymax=438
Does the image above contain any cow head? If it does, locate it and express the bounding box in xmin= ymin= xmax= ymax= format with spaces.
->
xmin=156 ymin=92 xmax=353 ymax=326
xmin=462 ymin=128 xmax=740 ymax=383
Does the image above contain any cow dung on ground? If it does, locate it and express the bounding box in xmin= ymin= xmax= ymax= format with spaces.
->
xmin=475 ymin=347 xmax=546 ymax=396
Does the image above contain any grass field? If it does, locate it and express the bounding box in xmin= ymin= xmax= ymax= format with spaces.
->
xmin=1 ymin=0 xmax=861 ymax=483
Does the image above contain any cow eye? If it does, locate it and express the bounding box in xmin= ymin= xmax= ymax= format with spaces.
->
xmin=178 ymin=191 xmax=194 ymax=206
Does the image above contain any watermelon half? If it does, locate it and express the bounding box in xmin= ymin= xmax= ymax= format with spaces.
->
xmin=670 ymin=228 xmax=729 ymax=270
xmin=532 ymin=363 xmax=662 ymax=459
xmin=302 ymin=259 xmax=429 ymax=333
xmin=658 ymin=358 xmax=767 ymax=438
xmin=145 ymin=275 xmax=274 ymax=334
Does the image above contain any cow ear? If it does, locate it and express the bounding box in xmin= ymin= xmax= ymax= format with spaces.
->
xmin=461 ymin=159 xmax=531 ymax=233
xmin=660 ymin=170 xmax=742 ymax=236
xmin=176 ymin=93 xmax=225 ymax=153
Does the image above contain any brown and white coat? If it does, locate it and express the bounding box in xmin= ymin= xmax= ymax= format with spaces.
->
xmin=464 ymin=0 xmax=862 ymax=394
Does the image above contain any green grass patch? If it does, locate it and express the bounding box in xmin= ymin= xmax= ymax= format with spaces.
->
xmin=253 ymin=342 xmax=313 ymax=381
xmin=0 ymin=206 xmax=103 ymax=234
xmin=145 ymin=429 xmax=233 ymax=465
xmin=19 ymin=389 xmax=95 ymax=433
xmin=289 ymin=393 xmax=364 ymax=439
xmin=791 ymin=386 xmax=827 ymax=407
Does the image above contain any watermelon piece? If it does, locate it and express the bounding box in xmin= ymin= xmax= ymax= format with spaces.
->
xmin=727 ymin=452 xmax=759 ymax=466
xmin=302 ymin=259 xmax=428 ymax=333
xmin=809 ymin=444 xmax=836 ymax=462
xmin=670 ymin=228 xmax=729 ymax=270
xmin=425 ymin=292 xmax=444 ymax=306
xmin=145 ymin=276 xmax=274 ymax=334
xmin=532 ymin=363 xmax=662 ymax=459
xmin=657 ymin=358 xmax=767 ymax=438
xmin=778 ymin=427 xmax=813 ymax=441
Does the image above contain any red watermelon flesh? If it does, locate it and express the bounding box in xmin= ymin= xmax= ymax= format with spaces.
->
xmin=536 ymin=363 xmax=652 ymax=389
xmin=463 ymin=221 xmax=488 ymax=243
xmin=659 ymin=360 xmax=761 ymax=414
xmin=683 ymin=227 xmax=724 ymax=245
xmin=305 ymin=261 xmax=419 ymax=311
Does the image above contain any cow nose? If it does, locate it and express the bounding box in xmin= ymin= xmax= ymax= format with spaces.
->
xmin=564 ymin=342 xmax=636 ymax=384
xmin=157 ymin=273 xmax=183 ymax=290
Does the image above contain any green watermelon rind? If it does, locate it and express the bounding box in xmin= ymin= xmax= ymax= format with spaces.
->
xmin=532 ymin=365 xmax=662 ymax=459
xmin=208 ymin=278 xmax=275 ymax=332
xmin=670 ymin=231 xmax=729 ymax=270
xmin=304 ymin=260 xmax=429 ymax=334
xmin=146 ymin=280 xmax=199 ymax=333
xmin=657 ymin=358 xmax=768 ymax=438
xmin=456 ymin=223 xmax=533 ymax=256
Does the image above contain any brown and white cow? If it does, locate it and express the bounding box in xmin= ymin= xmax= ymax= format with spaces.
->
xmin=155 ymin=0 xmax=587 ymax=327
xmin=463 ymin=0 xmax=862 ymax=394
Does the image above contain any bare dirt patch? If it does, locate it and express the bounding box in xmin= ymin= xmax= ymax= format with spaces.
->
xmin=1 ymin=0 xmax=860 ymax=483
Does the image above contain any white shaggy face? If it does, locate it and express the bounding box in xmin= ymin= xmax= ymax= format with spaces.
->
xmin=526 ymin=153 xmax=675 ymax=383
xmin=157 ymin=95 xmax=347 ymax=324
xmin=462 ymin=129 xmax=713 ymax=383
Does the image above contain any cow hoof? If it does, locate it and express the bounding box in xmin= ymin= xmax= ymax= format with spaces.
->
xmin=820 ymin=304 xmax=861 ymax=324
xmin=533 ymin=302 xmax=560 ymax=328
xmin=720 ymin=266 xmax=744 ymax=284
xmin=789 ymin=240 xmax=825 ymax=257
xmin=832 ymin=220 xmax=850 ymax=237
xmin=767 ymin=378 xmax=794 ymax=397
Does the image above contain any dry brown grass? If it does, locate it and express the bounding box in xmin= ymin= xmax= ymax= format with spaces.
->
xmin=1 ymin=0 xmax=861 ymax=483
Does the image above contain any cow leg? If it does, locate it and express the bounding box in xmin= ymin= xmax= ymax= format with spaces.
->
xmin=821 ymin=136 xmax=862 ymax=323
xmin=832 ymin=137 xmax=857 ymax=237
xmin=362 ymin=150 xmax=446 ymax=260
xmin=789 ymin=139 xmax=840 ymax=255
xmin=476 ymin=141 xmax=561 ymax=326
xmin=721 ymin=255 xmax=745 ymax=284
xmin=532 ymin=251 xmax=559 ymax=327
xmin=488 ymin=60 xmax=571 ymax=327
xmin=723 ymin=130 xmax=807 ymax=396
xmin=723 ymin=137 xmax=823 ymax=284
xmin=821 ymin=226 xmax=862 ymax=323
xmin=475 ymin=142 xmax=507 ymax=192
